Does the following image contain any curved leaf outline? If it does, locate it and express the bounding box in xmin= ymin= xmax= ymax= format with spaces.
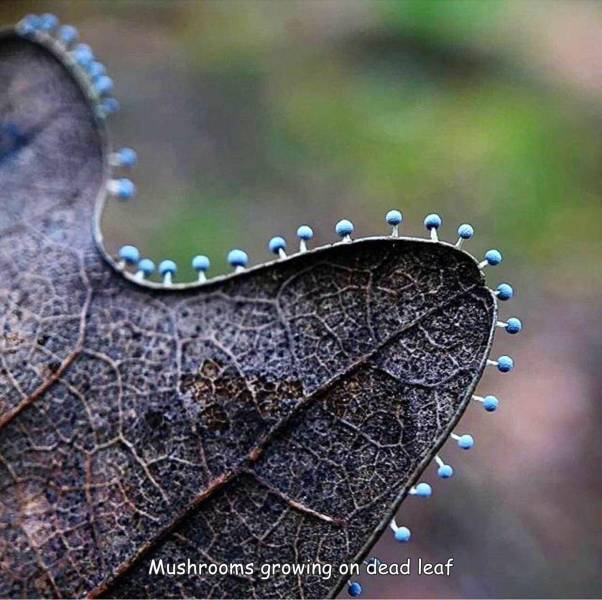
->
xmin=0 ymin=21 xmax=499 ymax=599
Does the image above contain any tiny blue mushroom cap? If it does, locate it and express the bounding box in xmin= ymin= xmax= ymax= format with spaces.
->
xmin=16 ymin=23 xmax=34 ymax=38
xmin=497 ymin=355 xmax=514 ymax=373
xmin=101 ymin=98 xmax=121 ymax=115
xmin=458 ymin=434 xmax=475 ymax=450
xmin=102 ymin=98 xmax=120 ymax=114
xmin=297 ymin=225 xmax=313 ymax=240
xmin=268 ymin=236 xmax=287 ymax=254
xmin=17 ymin=15 xmax=42 ymax=36
xmin=118 ymin=245 xmax=140 ymax=265
xmin=58 ymin=24 xmax=78 ymax=45
xmin=457 ymin=223 xmax=474 ymax=239
xmin=88 ymin=61 xmax=106 ymax=79
xmin=497 ymin=283 xmax=514 ymax=301
xmin=115 ymin=178 xmax=135 ymax=199
xmin=424 ymin=213 xmax=442 ymax=230
xmin=483 ymin=395 xmax=499 ymax=412
xmin=89 ymin=61 xmax=105 ymax=76
xmin=26 ymin=14 xmax=42 ymax=28
xmin=94 ymin=75 xmax=114 ymax=96
xmin=485 ymin=249 xmax=503 ymax=265
xmin=73 ymin=43 xmax=95 ymax=68
xmin=228 ymin=249 xmax=248 ymax=268
xmin=335 ymin=219 xmax=354 ymax=237
xmin=117 ymin=148 xmax=137 ymax=168
xmin=506 ymin=317 xmax=522 ymax=334
xmin=192 ymin=255 xmax=210 ymax=272
xmin=394 ymin=526 xmax=411 ymax=543
xmin=25 ymin=14 xmax=42 ymax=27
xmin=415 ymin=482 xmax=432 ymax=497
xmin=137 ymin=258 xmax=155 ymax=276
xmin=438 ymin=464 xmax=454 ymax=479
xmin=159 ymin=259 xmax=177 ymax=276
xmin=40 ymin=13 xmax=59 ymax=31
xmin=347 ymin=582 xmax=362 ymax=597
xmin=386 ymin=210 xmax=402 ymax=226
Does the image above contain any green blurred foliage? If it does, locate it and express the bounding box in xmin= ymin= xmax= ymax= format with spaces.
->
xmin=171 ymin=0 xmax=601 ymax=284
xmin=3 ymin=0 xmax=601 ymax=285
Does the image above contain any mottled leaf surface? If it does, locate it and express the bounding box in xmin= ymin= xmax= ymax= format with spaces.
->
xmin=0 ymin=33 xmax=496 ymax=598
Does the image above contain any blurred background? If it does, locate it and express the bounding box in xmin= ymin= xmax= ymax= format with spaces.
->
xmin=3 ymin=1 xmax=601 ymax=597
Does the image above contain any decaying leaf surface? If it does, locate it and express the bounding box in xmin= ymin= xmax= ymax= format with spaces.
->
xmin=0 ymin=33 xmax=496 ymax=598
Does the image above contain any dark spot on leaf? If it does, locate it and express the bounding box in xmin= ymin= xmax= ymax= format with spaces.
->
xmin=47 ymin=361 xmax=61 ymax=374
xmin=144 ymin=410 xmax=164 ymax=430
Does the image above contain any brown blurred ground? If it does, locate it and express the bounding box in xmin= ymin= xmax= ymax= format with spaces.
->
xmin=2 ymin=1 xmax=600 ymax=598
